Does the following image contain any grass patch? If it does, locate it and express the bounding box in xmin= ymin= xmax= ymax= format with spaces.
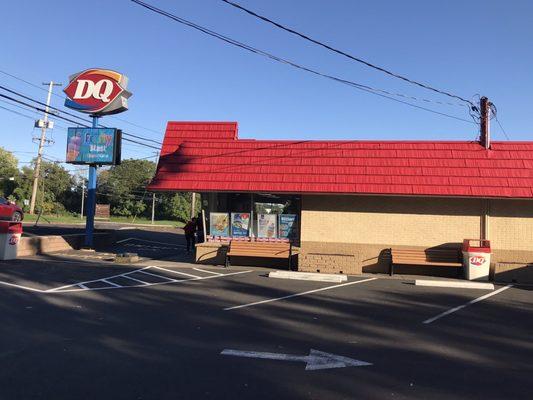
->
xmin=23 ymin=213 xmax=183 ymax=227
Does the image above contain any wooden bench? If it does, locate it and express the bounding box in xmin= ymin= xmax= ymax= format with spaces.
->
xmin=225 ymin=241 xmax=293 ymax=269
xmin=389 ymin=248 xmax=462 ymax=276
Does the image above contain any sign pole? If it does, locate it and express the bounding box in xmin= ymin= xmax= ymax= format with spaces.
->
xmin=84 ymin=115 xmax=99 ymax=248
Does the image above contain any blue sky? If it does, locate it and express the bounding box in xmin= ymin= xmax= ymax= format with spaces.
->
xmin=1 ymin=0 xmax=532 ymax=171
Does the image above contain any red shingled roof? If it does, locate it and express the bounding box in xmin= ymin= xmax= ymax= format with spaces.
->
xmin=148 ymin=122 xmax=533 ymax=199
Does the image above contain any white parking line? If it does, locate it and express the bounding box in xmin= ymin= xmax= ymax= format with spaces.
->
xmin=0 ymin=280 xmax=47 ymax=293
xmin=0 ymin=268 xmax=252 ymax=294
xmin=193 ymin=268 xmax=223 ymax=276
xmin=120 ymin=274 xmax=149 ymax=284
xmin=47 ymin=266 xmax=153 ymax=292
xmin=50 ymin=270 xmax=253 ymax=293
xmin=137 ymin=270 xmax=177 ymax=281
xmin=423 ymin=284 xmax=514 ymax=324
xmin=150 ymin=266 xmax=200 ymax=278
xmin=224 ymin=277 xmax=378 ymax=311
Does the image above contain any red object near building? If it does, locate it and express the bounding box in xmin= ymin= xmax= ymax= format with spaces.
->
xmin=0 ymin=197 xmax=23 ymax=222
xmin=148 ymin=121 xmax=533 ymax=199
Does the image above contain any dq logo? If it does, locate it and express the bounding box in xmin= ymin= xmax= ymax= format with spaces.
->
xmin=470 ymin=256 xmax=486 ymax=266
xmin=64 ymin=69 xmax=132 ymax=116
xmin=9 ymin=235 xmax=19 ymax=245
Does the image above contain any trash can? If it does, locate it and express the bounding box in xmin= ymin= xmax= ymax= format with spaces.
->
xmin=462 ymin=239 xmax=491 ymax=281
xmin=0 ymin=221 xmax=23 ymax=260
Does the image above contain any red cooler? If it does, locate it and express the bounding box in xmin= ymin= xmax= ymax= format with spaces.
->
xmin=0 ymin=221 xmax=22 ymax=260
xmin=462 ymin=239 xmax=491 ymax=281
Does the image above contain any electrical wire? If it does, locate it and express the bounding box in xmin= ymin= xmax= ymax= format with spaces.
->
xmin=0 ymin=104 xmax=37 ymax=120
xmin=0 ymin=69 xmax=164 ymax=139
xmin=130 ymin=0 xmax=476 ymax=125
xmin=221 ymin=0 xmax=474 ymax=107
xmin=0 ymin=92 xmax=162 ymax=150
xmin=0 ymin=81 xmax=162 ymax=145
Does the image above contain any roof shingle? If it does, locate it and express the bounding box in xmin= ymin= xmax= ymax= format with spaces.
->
xmin=148 ymin=122 xmax=533 ymax=199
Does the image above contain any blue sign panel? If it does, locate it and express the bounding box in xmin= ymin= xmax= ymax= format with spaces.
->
xmin=66 ymin=127 xmax=121 ymax=165
xmin=231 ymin=213 xmax=250 ymax=237
xmin=279 ymin=214 xmax=298 ymax=240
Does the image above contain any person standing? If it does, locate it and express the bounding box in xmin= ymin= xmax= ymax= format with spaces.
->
xmin=195 ymin=212 xmax=204 ymax=244
xmin=183 ymin=217 xmax=197 ymax=254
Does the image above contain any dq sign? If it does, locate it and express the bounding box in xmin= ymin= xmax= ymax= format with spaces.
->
xmin=469 ymin=256 xmax=486 ymax=266
xmin=64 ymin=69 xmax=132 ymax=115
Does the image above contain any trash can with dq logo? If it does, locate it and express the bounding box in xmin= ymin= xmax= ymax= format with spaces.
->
xmin=0 ymin=221 xmax=23 ymax=260
xmin=462 ymin=239 xmax=491 ymax=281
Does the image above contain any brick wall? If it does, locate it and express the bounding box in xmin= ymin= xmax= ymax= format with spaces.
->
xmin=302 ymin=195 xmax=482 ymax=247
xmin=300 ymin=195 xmax=533 ymax=276
xmin=489 ymin=199 xmax=533 ymax=253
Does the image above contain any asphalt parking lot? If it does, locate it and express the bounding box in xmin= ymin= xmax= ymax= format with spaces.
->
xmin=24 ymin=222 xmax=189 ymax=261
xmin=0 ymin=252 xmax=532 ymax=400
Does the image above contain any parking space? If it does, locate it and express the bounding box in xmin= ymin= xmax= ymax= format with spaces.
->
xmin=0 ymin=257 xmax=250 ymax=293
xmin=0 ymin=257 xmax=531 ymax=399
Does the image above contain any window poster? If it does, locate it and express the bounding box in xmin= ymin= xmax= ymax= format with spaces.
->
xmin=279 ymin=214 xmax=297 ymax=240
xmin=231 ymin=213 xmax=250 ymax=237
xmin=210 ymin=213 xmax=230 ymax=236
xmin=257 ymin=214 xmax=278 ymax=238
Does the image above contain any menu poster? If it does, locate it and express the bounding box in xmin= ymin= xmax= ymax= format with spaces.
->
xmin=231 ymin=213 xmax=250 ymax=237
xmin=257 ymin=214 xmax=277 ymax=238
xmin=279 ymin=214 xmax=297 ymax=239
xmin=210 ymin=213 xmax=230 ymax=237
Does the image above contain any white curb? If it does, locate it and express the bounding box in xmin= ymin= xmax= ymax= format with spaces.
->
xmin=269 ymin=271 xmax=347 ymax=283
xmin=415 ymin=280 xmax=495 ymax=290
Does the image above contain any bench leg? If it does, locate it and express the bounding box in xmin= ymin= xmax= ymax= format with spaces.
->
xmin=225 ymin=255 xmax=230 ymax=269
xmin=288 ymin=256 xmax=292 ymax=271
xmin=390 ymin=262 xmax=394 ymax=277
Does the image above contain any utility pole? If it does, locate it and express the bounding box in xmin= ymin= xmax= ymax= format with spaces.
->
xmin=29 ymin=81 xmax=62 ymax=214
xmin=191 ymin=192 xmax=196 ymax=219
xmin=151 ymin=193 xmax=156 ymax=224
xmin=480 ymin=96 xmax=491 ymax=149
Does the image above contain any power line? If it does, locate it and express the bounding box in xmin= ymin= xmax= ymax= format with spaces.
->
xmin=0 ymin=69 xmax=164 ymax=138
xmin=494 ymin=116 xmax=510 ymax=141
xmin=109 ymin=115 xmax=162 ymax=136
xmin=0 ymin=103 xmax=36 ymax=120
xmin=221 ymin=0 xmax=475 ymax=107
xmin=0 ymin=84 xmax=161 ymax=143
xmin=0 ymin=92 xmax=91 ymax=126
xmin=130 ymin=0 xmax=476 ymax=125
xmin=0 ymin=92 xmax=161 ymax=150
xmin=0 ymin=87 xmax=162 ymax=148
xmin=0 ymin=84 xmax=91 ymax=125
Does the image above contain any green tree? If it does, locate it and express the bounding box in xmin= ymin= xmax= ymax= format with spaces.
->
xmin=98 ymin=159 xmax=156 ymax=217
xmin=0 ymin=147 xmax=19 ymax=197
xmin=13 ymin=160 xmax=74 ymax=214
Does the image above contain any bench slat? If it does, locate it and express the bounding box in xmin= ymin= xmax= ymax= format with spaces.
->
xmin=227 ymin=241 xmax=292 ymax=265
xmin=390 ymin=247 xmax=462 ymax=274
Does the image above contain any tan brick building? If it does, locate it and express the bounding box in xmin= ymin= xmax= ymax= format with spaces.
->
xmin=149 ymin=122 xmax=533 ymax=282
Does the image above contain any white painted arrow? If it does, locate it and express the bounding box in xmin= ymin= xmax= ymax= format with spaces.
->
xmin=221 ymin=349 xmax=372 ymax=370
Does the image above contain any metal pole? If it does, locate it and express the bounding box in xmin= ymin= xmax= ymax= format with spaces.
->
xmin=202 ymin=208 xmax=207 ymax=242
xmin=80 ymin=181 xmax=85 ymax=220
xmin=29 ymin=81 xmax=61 ymax=214
xmin=84 ymin=116 xmax=98 ymax=248
xmin=151 ymin=193 xmax=156 ymax=224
